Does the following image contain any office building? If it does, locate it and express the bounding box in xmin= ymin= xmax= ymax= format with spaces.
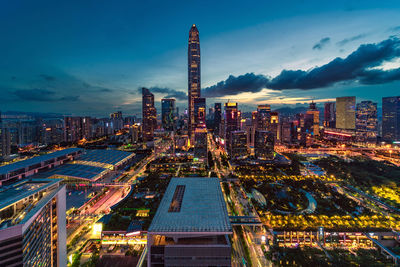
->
xmin=356 ymin=101 xmax=378 ymax=142
xmin=194 ymin=97 xmax=206 ymax=129
xmin=336 ymin=96 xmax=356 ymax=130
xmin=161 ymin=98 xmax=176 ymax=131
xmin=306 ymin=102 xmax=320 ymax=136
xmin=110 ymin=111 xmax=123 ymax=131
xmin=142 ymin=88 xmax=157 ymax=141
xmin=148 ymin=177 xmax=232 ymax=267
xmin=254 ymin=130 xmax=275 ymax=160
xmin=194 ymin=128 xmax=208 ymax=160
xmin=214 ymin=103 xmax=222 ymax=136
xmin=224 ymin=102 xmax=239 ymax=154
xmin=188 ymin=24 xmax=201 ymax=138
xmin=382 ymin=96 xmax=400 ymax=142
xmin=256 ymin=104 xmax=271 ymax=130
xmin=0 ymin=127 xmax=11 ymax=160
xmin=230 ymin=130 xmax=248 ymax=159
xmin=0 ymin=179 xmax=66 ymax=267
xmin=270 ymin=111 xmax=280 ymax=141
xmin=324 ymin=102 xmax=336 ymax=128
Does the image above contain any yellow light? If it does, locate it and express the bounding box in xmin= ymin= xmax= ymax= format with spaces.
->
xmin=93 ymin=223 xmax=102 ymax=235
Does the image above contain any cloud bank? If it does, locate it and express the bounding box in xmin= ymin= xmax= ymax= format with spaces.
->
xmin=203 ymin=37 xmax=400 ymax=98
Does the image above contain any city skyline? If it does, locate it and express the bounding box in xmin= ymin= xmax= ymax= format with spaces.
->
xmin=1 ymin=1 xmax=400 ymax=116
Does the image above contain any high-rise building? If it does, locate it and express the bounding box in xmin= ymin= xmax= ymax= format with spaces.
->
xmin=254 ymin=130 xmax=275 ymax=160
xmin=64 ymin=117 xmax=82 ymax=142
xmin=194 ymin=128 xmax=208 ymax=160
xmin=230 ymin=130 xmax=248 ymax=159
xmin=161 ymin=98 xmax=176 ymax=131
xmin=194 ymin=97 xmax=206 ymax=129
xmin=306 ymin=102 xmax=320 ymax=136
xmin=224 ymin=102 xmax=239 ymax=155
xmin=0 ymin=127 xmax=11 ymax=159
xmin=214 ymin=103 xmax=222 ymax=136
xmin=142 ymin=88 xmax=157 ymax=141
xmin=270 ymin=111 xmax=280 ymax=141
xmin=147 ymin=178 xmax=232 ymax=267
xmin=356 ymin=101 xmax=378 ymax=142
xmin=188 ymin=24 xmax=201 ymax=138
xmin=256 ymin=104 xmax=271 ymax=130
xmin=110 ymin=111 xmax=123 ymax=131
xmin=382 ymin=96 xmax=400 ymax=142
xmin=324 ymin=102 xmax=336 ymax=128
xmin=336 ymin=96 xmax=356 ymax=130
xmin=0 ymin=179 xmax=67 ymax=267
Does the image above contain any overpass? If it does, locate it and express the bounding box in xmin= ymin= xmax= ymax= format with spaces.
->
xmin=364 ymin=233 xmax=400 ymax=265
xmin=229 ymin=216 xmax=262 ymax=226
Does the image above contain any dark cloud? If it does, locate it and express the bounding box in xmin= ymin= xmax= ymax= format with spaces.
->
xmin=13 ymin=88 xmax=80 ymax=102
xmin=39 ymin=74 xmax=56 ymax=81
xmin=203 ymin=37 xmax=400 ymax=97
xmin=136 ymin=87 xmax=187 ymax=100
xmin=202 ymin=73 xmax=269 ymax=97
xmin=14 ymin=89 xmax=56 ymax=101
xmin=312 ymin=37 xmax=330 ymax=50
xmin=337 ymin=34 xmax=367 ymax=46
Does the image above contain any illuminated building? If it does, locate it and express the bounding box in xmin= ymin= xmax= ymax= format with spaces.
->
xmin=0 ymin=179 xmax=66 ymax=267
xmin=110 ymin=111 xmax=123 ymax=131
xmin=161 ymin=98 xmax=176 ymax=131
xmin=0 ymin=148 xmax=82 ymax=186
xmin=63 ymin=116 xmax=92 ymax=142
xmin=270 ymin=111 xmax=280 ymax=141
xmin=224 ymin=102 xmax=239 ymax=154
xmin=130 ymin=124 xmax=139 ymax=143
xmin=382 ymin=96 xmax=400 ymax=142
xmin=254 ymin=130 xmax=274 ymax=160
xmin=230 ymin=130 xmax=248 ymax=159
xmin=194 ymin=97 xmax=206 ymax=128
xmin=194 ymin=128 xmax=208 ymax=160
xmin=188 ymin=24 xmax=201 ymax=138
xmin=306 ymin=101 xmax=320 ymax=136
xmin=0 ymin=113 xmax=11 ymax=159
xmin=142 ymin=87 xmax=157 ymax=141
xmin=256 ymin=104 xmax=271 ymax=130
xmin=214 ymin=103 xmax=222 ymax=136
xmin=147 ymin=178 xmax=232 ymax=267
xmin=324 ymin=102 xmax=336 ymax=128
xmin=336 ymin=96 xmax=356 ymax=130
xmin=356 ymin=101 xmax=378 ymax=142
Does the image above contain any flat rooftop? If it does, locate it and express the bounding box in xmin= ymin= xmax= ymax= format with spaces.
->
xmin=0 ymin=148 xmax=82 ymax=175
xmin=149 ymin=178 xmax=232 ymax=233
xmin=79 ymin=149 xmax=133 ymax=165
xmin=0 ymin=178 xmax=61 ymax=211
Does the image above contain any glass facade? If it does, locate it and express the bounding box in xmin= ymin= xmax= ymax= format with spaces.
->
xmin=188 ymin=25 xmax=201 ymax=137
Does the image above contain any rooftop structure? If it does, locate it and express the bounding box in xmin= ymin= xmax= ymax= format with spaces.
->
xmin=0 ymin=178 xmax=66 ymax=266
xmin=148 ymin=177 xmax=232 ymax=267
xmin=0 ymin=148 xmax=82 ymax=186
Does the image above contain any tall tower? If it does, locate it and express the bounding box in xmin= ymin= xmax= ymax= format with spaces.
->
xmin=142 ymin=87 xmax=157 ymax=141
xmin=188 ymin=24 xmax=201 ymax=138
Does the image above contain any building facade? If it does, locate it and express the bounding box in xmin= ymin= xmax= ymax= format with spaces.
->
xmin=161 ymin=98 xmax=176 ymax=131
xmin=336 ymin=96 xmax=356 ymax=130
xmin=224 ymin=102 xmax=239 ymax=155
xmin=142 ymin=88 xmax=157 ymax=141
xmin=382 ymin=96 xmax=400 ymax=143
xmin=356 ymin=101 xmax=378 ymax=142
xmin=254 ymin=130 xmax=275 ymax=160
xmin=0 ymin=179 xmax=66 ymax=267
xmin=188 ymin=24 xmax=201 ymax=138
xmin=230 ymin=130 xmax=248 ymax=159
xmin=324 ymin=102 xmax=336 ymax=128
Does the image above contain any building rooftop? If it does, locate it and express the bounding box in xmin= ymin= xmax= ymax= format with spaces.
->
xmin=79 ymin=149 xmax=134 ymax=166
xmin=0 ymin=148 xmax=82 ymax=175
xmin=149 ymin=178 xmax=232 ymax=233
xmin=0 ymin=178 xmax=61 ymax=214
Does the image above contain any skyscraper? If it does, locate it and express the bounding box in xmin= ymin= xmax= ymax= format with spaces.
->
xmin=306 ymin=102 xmax=320 ymax=136
xmin=214 ymin=103 xmax=222 ymax=135
xmin=224 ymin=102 xmax=239 ymax=155
xmin=161 ymin=98 xmax=176 ymax=131
xmin=324 ymin=102 xmax=336 ymax=128
xmin=188 ymin=24 xmax=201 ymax=138
xmin=142 ymin=87 xmax=157 ymax=141
xmin=356 ymin=101 xmax=378 ymax=142
xmin=254 ymin=130 xmax=275 ymax=160
xmin=336 ymin=96 xmax=356 ymax=130
xmin=194 ymin=97 xmax=206 ymax=129
xmin=256 ymin=104 xmax=271 ymax=130
xmin=382 ymin=96 xmax=400 ymax=142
